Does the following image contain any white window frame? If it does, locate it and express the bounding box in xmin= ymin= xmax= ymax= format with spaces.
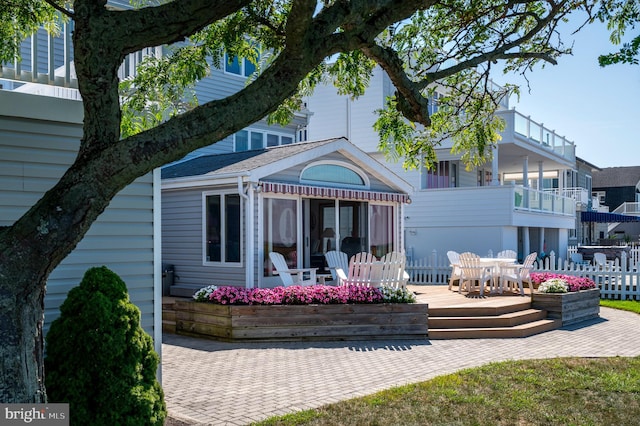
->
xmin=234 ymin=128 xmax=297 ymax=151
xmin=299 ymin=160 xmax=370 ymax=189
xmin=202 ymin=191 xmax=244 ymax=267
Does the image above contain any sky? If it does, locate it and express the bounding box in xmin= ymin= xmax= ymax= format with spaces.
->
xmin=492 ymin=13 xmax=640 ymax=168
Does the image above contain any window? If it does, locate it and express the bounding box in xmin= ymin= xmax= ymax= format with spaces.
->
xmin=234 ymin=129 xmax=296 ymax=151
xmin=224 ymin=53 xmax=257 ymax=77
xmin=423 ymin=161 xmax=456 ymax=189
xmin=204 ymin=193 xmax=242 ymax=264
xmin=477 ymin=169 xmax=492 ymax=186
xmin=301 ymin=163 xmax=367 ymax=187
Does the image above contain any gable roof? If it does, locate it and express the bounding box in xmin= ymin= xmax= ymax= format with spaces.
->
xmin=592 ymin=166 xmax=640 ymax=189
xmin=161 ymin=137 xmax=414 ymax=195
xmin=162 ymin=139 xmax=337 ymax=179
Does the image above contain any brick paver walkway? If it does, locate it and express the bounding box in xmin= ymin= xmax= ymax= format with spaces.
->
xmin=162 ymin=306 xmax=640 ymax=425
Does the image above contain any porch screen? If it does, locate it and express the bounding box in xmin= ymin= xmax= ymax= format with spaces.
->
xmin=370 ymin=205 xmax=394 ymax=257
xmin=264 ymin=198 xmax=298 ymax=276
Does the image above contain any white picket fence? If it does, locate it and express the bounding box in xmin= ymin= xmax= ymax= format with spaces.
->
xmin=406 ymin=247 xmax=640 ymax=300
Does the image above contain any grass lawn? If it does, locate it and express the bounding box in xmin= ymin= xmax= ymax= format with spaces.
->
xmin=254 ymin=301 xmax=640 ymax=426
xmin=600 ymin=298 xmax=640 ymax=314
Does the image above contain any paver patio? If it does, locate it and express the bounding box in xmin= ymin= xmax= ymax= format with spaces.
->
xmin=162 ymin=293 xmax=640 ymax=425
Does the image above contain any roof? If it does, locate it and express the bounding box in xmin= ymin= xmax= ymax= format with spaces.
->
xmin=592 ymin=166 xmax=640 ymax=189
xmin=162 ymin=139 xmax=339 ymax=179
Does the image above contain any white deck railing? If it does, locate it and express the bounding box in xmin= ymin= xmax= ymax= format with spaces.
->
xmin=0 ymin=24 xmax=160 ymax=96
xmin=407 ymin=246 xmax=640 ymax=300
xmin=497 ymin=109 xmax=576 ymax=163
xmin=516 ymin=186 xmax=575 ymax=216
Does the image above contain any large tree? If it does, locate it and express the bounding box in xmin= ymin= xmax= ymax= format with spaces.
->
xmin=1 ymin=0 xmax=593 ymax=402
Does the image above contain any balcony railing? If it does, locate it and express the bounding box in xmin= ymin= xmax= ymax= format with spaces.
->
xmin=515 ymin=186 xmax=575 ymax=216
xmin=547 ymin=187 xmax=590 ymax=205
xmin=496 ymin=109 xmax=576 ymax=163
xmin=612 ymin=202 xmax=640 ymax=216
xmin=0 ymin=24 xmax=159 ymax=96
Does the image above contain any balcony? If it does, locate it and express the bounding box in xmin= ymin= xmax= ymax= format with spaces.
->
xmin=548 ymin=187 xmax=591 ymax=206
xmin=516 ymin=186 xmax=576 ymax=216
xmin=496 ymin=109 xmax=576 ymax=164
xmin=0 ymin=24 xmax=159 ymax=98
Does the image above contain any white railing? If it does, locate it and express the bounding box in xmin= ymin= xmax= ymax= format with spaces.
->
xmin=407 ymin=247 xmax=640 ymax=300
xmin=496 ymin=109 xmax=576 ymax=163
xmin=612 ymin=202 xmax=640 ymax=216
xmin=1 ymin=24 xmax=160 ymax=95
xmin=548 ymin=187 xmax=590 ymax=205
xmin=515 ymin=186 xmax=575 ymax=216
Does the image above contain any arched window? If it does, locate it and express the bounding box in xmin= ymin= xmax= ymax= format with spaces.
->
xmin=300 ymin=162 xmax=368 ymax=188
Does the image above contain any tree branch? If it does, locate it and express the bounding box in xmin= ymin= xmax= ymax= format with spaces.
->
xmin=44 ymin=0 xmax=74 ymax=18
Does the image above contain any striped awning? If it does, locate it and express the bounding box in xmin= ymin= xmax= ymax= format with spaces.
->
xmin=261 ymin=182 xmax=410 ymax=203
xmin=581 ymin=211 xmax=640 ymax=223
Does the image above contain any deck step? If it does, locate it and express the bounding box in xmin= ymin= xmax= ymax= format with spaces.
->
xmin=428 ymin=319 xmax=561 ymax=339
xmin=429 ymin=308 xmax=547 ymax=329
xmin=429 ymin=300 xmax=532 ymax=317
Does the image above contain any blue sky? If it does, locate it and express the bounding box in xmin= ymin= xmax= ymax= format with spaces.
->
xmin=493 ymin=14 xmax=640 ymax=168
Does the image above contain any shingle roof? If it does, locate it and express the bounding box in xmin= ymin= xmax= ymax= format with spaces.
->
xmin=592 ymin=166 xmax=640 ymax=188
xmin=161 ymin=138 xmax=340 ymax=179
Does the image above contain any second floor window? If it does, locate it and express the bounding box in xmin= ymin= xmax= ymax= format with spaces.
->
xmin=224 ymin=53 xmax=257 ymax=77
xmin=423 ymin=161 xmax=456 ymax=189
xmin=235 ymin=130 xmax=294 ymax=151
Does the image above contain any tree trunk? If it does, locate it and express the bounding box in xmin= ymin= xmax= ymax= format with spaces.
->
xmin=0 ymin=271 xmax=46 ymax=402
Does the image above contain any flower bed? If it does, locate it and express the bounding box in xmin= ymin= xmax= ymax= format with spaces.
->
xmin=530 ymin=273 xmax=600 ymax=326
xmin=176 ymin=284 xmax=428 ymax=341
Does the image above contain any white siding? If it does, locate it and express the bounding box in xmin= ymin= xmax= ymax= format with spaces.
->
xmin=306 ymin=67 xmax=385 ymax=153
xmin=0 ymin=91 xmax=158 ymax=339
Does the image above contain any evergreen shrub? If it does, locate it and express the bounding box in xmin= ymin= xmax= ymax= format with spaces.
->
xmin=45 ymin=266 xmax=166 ymax=425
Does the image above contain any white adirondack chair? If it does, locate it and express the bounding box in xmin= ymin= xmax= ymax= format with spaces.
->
xmin=378 ymin=251 xmax=409 ymax=289
xmin=269 ymin=252 xmax=317 ymax=286
xmin=497 ymin=249 xmax=517 ymax=259
xmin=447 ymin=251 xmax=462 ymax=290
xmin=324 ymin=250 xmax=349 ymax=284
xmin=499 ymin=252 xmax=537 ymax=296
xmin=458 ymin=252 xmax=493 ymax=296
xmin=341 ymin=252 xmax=378 ymax=287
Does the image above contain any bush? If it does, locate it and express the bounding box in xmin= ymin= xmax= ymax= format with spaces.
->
xmin=45 ymin=266 xmax=166 ymax=425
xmin=193 ymin=284 xmax=419 ymax=305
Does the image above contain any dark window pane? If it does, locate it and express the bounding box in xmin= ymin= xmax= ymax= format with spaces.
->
xmin=250 ymin=132 xmax=263 ymax=150
xmin=225 ymin=55 xmax=241 ymax=75
xmin=206 ymin=195 xmax=221 ymax=262
xmin=235 ymin=130 xmax=248 ymax=151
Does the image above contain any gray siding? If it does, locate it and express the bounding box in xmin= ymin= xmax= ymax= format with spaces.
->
xmin=0 ymin=91 xmax=158 ymax=337
xmin=162 ymin=187 xmax=247 ymax=288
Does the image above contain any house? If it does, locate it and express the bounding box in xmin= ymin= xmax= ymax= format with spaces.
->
xmin=571 ymin=157 xmax=601 ymax=246
xmin=161 ymin=137 xmax=413 ymax=296
xmin=0 ymin=20 xmax=161 ymax=354
xmin=590 ymin=166 xmax=640 ymax=243
xmin=306 ymin=66 xmax=585 ymax=263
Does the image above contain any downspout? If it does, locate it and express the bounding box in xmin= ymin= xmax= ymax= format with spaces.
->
xmin=238 ymin=177 xmax=254 ymax=289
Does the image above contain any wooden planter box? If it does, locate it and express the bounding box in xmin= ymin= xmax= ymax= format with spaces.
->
xmin=532 ymin=288 xmax=600 ymax=326
xmin=174 ymin=300 xmax=429 ymax=342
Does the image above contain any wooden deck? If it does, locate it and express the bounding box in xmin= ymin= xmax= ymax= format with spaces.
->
xmin=163 ymin=285 xmax=561 ymax=339
xmin=408 ymin=284 xmax=560 ymax=339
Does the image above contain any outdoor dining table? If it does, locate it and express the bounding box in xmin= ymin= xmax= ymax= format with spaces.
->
xmin=454 ymin=258 xmax=517 ymax=294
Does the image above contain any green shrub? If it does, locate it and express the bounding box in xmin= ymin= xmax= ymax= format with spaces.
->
xmin=45 ymin=266 xmax=166 ymax=425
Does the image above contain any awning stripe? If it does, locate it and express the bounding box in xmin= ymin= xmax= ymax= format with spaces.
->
xmin=581 ymin=211 xmax=640 ymax=223
xmin=261 ymin=182 xmax=409 ymax=203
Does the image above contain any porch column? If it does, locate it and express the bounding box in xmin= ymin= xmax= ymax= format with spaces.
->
xmin=539 ymin=228 xmax=545 ymax=256
xmin=522 ymin=156 xmax=529 ymax=208
xmin=491 ymin=145 xmax=499 ymax=186
xmin=523 ymin=226 xmax=530 ymax=256
xmin=538 ymin=161 xmax=544 ymax=210
xmin=245 ymin=183 xmax=256 ymax=288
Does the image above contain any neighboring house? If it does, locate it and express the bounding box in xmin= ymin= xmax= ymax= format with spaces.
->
xmin=306 ymin=66 xmax=584 ymax=262
xmin=0 ymin=90 xmax=162 ymax=354
xmin=591 ymin=166 xmax=640 ymax=243
xmin=570 ymin=157 xmax=600 ymax=246
xmin=161 ymin=138 xmax=412 ymax=296
xmin=0 ymin=9 xmax=161 ymax=354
